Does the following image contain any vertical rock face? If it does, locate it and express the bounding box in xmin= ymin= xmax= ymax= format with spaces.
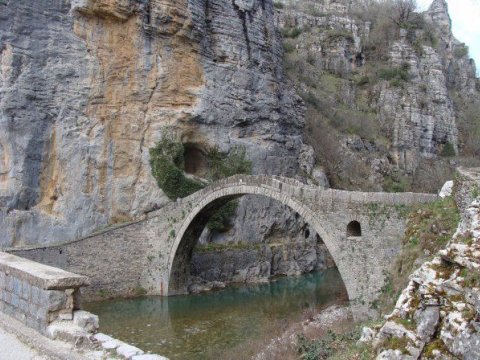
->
xmin=380 ymin=37 xmax=458 ymax=171
xmin=0 ymin=0 xmax=304 ymax=247
xmin=275 ymin=0 xmax=479 ymax=191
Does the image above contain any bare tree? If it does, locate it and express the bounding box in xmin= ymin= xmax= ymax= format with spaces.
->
xmin=390 ymin=0 xmax=417 ymax=26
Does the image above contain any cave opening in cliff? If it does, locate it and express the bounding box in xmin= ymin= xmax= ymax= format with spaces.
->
xmin=183 ymin=143 xmax=208 ymax=177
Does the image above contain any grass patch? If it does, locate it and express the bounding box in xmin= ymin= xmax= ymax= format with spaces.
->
xmin=429 ymin=261 xmax=455 ymax=280
xmin=460 ymin=267 xmax=480 ymax=288
xmin=378 ymin=336 xmax=410 ymax=355
xmin=283 ymin=42 xmax=296 ymax=53
xmin=296 ymin=327 xmax=376 ymax=360
xmin=391 ymin=316 xmax=416 ymax=331
xmin=134 ymin=287 xmax=148 ymax=296
xmin=423 ymin=339 xmax=449 ymax=358
xmin=383 ymin=174 xmax=411 ymax=192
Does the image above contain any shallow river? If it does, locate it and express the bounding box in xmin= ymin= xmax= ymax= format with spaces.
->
xmin=85 ymin=268 xmax=347 ymax=359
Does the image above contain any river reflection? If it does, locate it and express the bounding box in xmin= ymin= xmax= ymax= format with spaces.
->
xmin=85 ymin=268 xmax=347 ymax=359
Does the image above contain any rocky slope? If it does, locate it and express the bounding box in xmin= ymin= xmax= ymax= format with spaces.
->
xmin=275 ymin=0 xmax=480 ymax=192
xmin=0 ymin=0 xmax=308 ymax=248
xmin=362 ymin=169 xmax=480 ymax=359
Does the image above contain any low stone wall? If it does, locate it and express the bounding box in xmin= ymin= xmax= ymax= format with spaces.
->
xmin=454 ymin=167 xmax=480 ymax=216
xmin=0 ymin=252 xmax=88 ymax=335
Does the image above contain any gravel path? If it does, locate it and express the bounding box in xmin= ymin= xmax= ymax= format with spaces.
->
xmin=0 ymin=327 xmax=50 ymax=360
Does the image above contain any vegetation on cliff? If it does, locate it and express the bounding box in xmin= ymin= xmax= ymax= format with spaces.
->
xmin=150 ymin=136 xmax=252 ymax=231
xmin=149 ymin=137 xmax=205 ymax=200
xmin=278 ymin=0 xmax=480 ymax=193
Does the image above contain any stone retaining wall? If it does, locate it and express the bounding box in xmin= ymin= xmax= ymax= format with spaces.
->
xmin=0 ymin=252 xmax=88 ymax=334
xmin=454 ymin=167 xmax=480 ymax=217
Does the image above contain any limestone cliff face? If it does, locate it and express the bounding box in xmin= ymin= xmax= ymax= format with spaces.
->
xmin=0 ymin=0 xmax=304 ymax=247
xmin=276 ymin=0 xmax=479 ymax=191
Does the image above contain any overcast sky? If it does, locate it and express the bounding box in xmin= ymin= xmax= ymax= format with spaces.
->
xmin=417 ymin=0 xmax=480 ymax=75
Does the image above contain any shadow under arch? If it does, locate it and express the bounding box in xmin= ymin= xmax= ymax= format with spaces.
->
xmin=166 ymin=183 xmax=350 ymax=302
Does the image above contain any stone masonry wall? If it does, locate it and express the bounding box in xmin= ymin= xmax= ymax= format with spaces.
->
xmin=0 ymin=252 xmax=88 ymax=335
xmin=454 ymin=167 xmax=480 ymax=217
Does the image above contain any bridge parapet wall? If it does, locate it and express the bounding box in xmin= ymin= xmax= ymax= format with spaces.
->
xmin=0 ymin=252 xmax=88 ymax=334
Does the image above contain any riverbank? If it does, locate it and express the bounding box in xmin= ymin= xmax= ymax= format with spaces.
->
xmin=251 ymin=304 xmax=353 ymax=360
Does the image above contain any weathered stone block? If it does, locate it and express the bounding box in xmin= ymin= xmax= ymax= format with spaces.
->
xmin=38 ymin=288 xmax=50 ymax=305
xmin=47 ymin=290 xmax=68 ymax=311
xmin=6 ymin=275 xmax=13 ymax=292
xmin=73 ymin=310 xmax=99 ymax=333
xmin=35 ymin=307 xmax=48 ymax=321
xmin=19 ymin=298 xmax=29 ymax=313
xmin=28 ymin=302 xmax=38 ymax=317
xmin=102 ymin=339 xmax=123 ymax=350
xmin=94 ymin=333 xmax=114 ymax=343
xmin=21 ymin=280 xmax=31 ymax=300
xmin=26 ymin=316 xmax=45 ymax=334
xmin=2 ymin=290 xmax=11 ymax=304
xmin=12 ymin=309 xmax=26 ymax=323
xmin=3 ymin=303 xmax=14 ymax=316
xmin=0 ymin=272 xmax=5 ymax=288
xmin=11 ymin=293 xmax=19 ymax=308
xmin=117 ymin=344 xmax=144 ymax=358
xmin=31 ymin=285 xmax=41 ymax=304
xmin=12 ymin=277 xmax=21 ymax=295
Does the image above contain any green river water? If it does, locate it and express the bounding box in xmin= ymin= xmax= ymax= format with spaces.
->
xmin=85 ymin=268 xmax=347 ymax=359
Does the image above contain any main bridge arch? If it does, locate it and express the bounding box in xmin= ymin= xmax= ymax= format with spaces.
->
xmin=166 ymin=176 xmax=339 ymax=298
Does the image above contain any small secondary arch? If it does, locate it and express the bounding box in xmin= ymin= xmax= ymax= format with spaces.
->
xmin=347 ymin=221 xmax=362 ymax=237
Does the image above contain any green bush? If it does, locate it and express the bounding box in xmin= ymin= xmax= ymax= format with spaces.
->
xmin=356 ymin=75 xmax=370 ymax=86
xmin=378 ymin=67 xmax=409 ymax=83
xmin=324 ymin=29 xmax=354 ymax=42
xmin=383 ymin=174 xmax=411 ymax=192
xmin=455 ymin=45 xmax=469 ymax=58
xmin=150 ymin=139 xmax=252 ymax=230
xmin=283 ymin=42 xmax=295 ymax=53
xmin=207 ymin=146 xmax=252 ymax=181
xmin=149 ymin=138 xmax=205 ymax=200
xmin=281 ymin=27 xmax=302 ymax=39
xmin=273 ymin=1 xmax=284 ymax=9
xmin=440 ymin=142 xmax=456 ymax=157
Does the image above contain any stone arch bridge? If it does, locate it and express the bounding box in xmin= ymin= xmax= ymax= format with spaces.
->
xmin=9 ymin=175 xmax=437 ymax=319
